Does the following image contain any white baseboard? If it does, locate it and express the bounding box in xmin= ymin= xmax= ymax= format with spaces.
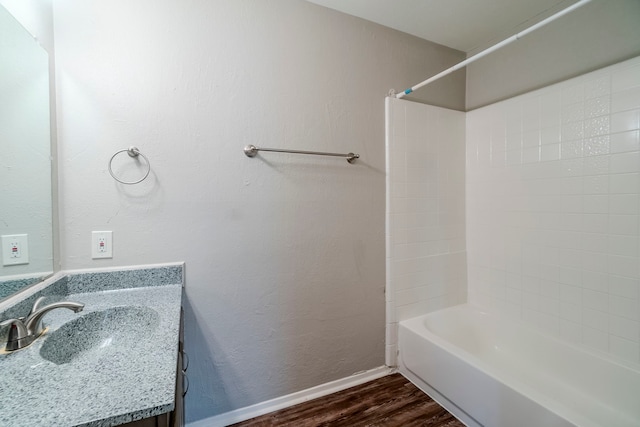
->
xmin=187 ymin=366 xmax=395 ymax=427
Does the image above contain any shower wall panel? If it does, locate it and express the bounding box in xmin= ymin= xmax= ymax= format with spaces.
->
xmin=385 ymin=98 xmax=467 ymax=366
xmin=466 ymin=56 xmax=640 ymax=365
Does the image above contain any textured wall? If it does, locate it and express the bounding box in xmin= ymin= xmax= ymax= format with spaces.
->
xmin=466 ymin=0 xmax=640 ymax=110
xmin=467 ymin=56 xmax=640 ymax=365
xmin=385 ymin=98 xmax=467 ymax=367
xmin=51 ymin=0 xmax=465 ymax=422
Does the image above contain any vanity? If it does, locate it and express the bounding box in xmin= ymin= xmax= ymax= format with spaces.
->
xmin=0 ymin=3 xmax=189 ymax=424
xmin=1 ymin=6 xmax=186 ymax=425
xmin=0 ymin=264 xmax=186 ymax=427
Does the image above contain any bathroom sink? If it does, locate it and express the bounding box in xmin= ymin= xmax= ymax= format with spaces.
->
xmin=39 ymin=306 xmax=160 ymax=365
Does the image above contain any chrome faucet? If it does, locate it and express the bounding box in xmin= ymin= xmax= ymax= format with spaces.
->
xmin=1 ymin=297 xmax=84 ymax=351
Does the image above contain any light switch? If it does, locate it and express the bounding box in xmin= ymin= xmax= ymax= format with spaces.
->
xmin=2 ymin=234 xmax=29 ymax=266
xmin=92 ymin=231 xmax=113 ymax=259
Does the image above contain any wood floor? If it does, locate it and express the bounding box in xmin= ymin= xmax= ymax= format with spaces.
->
xmin=230 ymin=373 xmax=465 ymax=427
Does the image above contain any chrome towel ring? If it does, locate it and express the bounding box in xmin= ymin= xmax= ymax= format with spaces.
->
xmin=108 ymin=146 xmax=151 ymax=185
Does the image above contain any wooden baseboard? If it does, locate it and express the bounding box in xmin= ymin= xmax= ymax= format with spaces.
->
xmin=187 ymin=366 xmax=395 ymax=427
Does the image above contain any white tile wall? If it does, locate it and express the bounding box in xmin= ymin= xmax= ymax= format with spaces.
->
xmin=385 ymin=98 xmax=467 ymax=366
xmin=467 ymin=56 xmax=640 ymax=365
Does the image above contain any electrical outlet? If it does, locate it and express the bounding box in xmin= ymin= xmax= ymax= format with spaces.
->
xmin=1 ymin=234 xmax=29 ymax=266
xmin=92 ymin=231 xmax=113 ymax=259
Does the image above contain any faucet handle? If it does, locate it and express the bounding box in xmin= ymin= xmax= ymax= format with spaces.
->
xmin=29 ymin=296 xmax=47 ymax=336
xmin=0 ymin=318 xmax=32 ymax=351
xmin=30 ymin=296 xmax=47 ymax=313
xmin=1 ymin=318 xmax=28 ymax=339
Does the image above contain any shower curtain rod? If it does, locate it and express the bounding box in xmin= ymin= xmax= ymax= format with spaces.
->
xmin=396 ymin=0 xmax=593 ymax=99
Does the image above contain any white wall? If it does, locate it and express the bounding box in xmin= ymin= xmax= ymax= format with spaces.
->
xmin=385 ymin=97 xmax=467 ymax=366
xmin=467 ymin=56 xmax=640 ymax=365
xmin=466 ymin=0 xmax=640 ymax=110
xmin=51 ymin=0 xmax=465 ymax=422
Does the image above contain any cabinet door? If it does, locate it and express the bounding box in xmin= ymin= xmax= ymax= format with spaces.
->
xmin=171 ymin=308 xmax=186 ymax=427
xmin=172 ymin=352 xmax=184 ymax=427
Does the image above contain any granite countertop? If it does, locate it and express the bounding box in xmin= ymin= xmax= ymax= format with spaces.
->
xmin=0 ymin=265 xmax=183 ymax=427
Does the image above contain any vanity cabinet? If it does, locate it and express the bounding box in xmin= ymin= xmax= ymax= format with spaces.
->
xmin=175 ymin=307 xmax=187 ymax=426
xmin=122 ymin=309 xmax=187 ymax=427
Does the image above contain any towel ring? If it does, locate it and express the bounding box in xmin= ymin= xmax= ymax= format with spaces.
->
xmin=108 ymin=146 xmax=151 ymax=185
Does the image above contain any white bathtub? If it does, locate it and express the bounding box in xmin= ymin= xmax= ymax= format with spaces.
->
xmin=398 ymin=304 xmax=640 ymax=427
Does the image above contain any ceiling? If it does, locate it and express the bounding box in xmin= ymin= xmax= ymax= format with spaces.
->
xmin=305 ymin=0 xmax=579 ymax=54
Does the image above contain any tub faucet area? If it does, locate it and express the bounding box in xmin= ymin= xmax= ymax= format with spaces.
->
xmin=1 ymin=298 xmax=85 ymax=351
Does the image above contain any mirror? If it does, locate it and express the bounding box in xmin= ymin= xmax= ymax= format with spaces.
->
xmin=0 ymin=4 xmax=53 ymax=299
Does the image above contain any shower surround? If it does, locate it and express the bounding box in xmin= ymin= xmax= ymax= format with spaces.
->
xmin=388 ymin=55 xmax=640 ymax=426
xmin=385 ymin=98 xmax=467 ymax=366
xmin=466 ymin=56 xmax=640 ymax=364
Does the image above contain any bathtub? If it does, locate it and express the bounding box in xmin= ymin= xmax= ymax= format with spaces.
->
xmin=398 ymin=304 xmax=640 ymax=427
